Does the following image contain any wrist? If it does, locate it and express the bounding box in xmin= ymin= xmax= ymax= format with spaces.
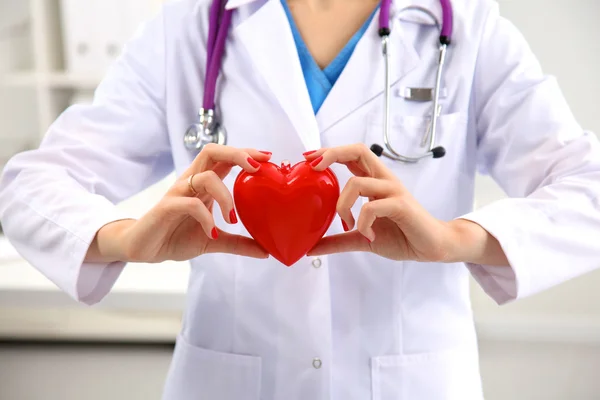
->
xmin=86 ymin=219 xmax=137 ymax=263
xmin=444 ymin=218 xmax=509 ymax=267
xmin=444 ymin=219 xmax=481 ymax=263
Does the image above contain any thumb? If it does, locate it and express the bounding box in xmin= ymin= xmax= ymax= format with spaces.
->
xmin=307 ymin=231 xmax=371 ymax=256
xmin=204 ymin=230 xmax=270 ymax=259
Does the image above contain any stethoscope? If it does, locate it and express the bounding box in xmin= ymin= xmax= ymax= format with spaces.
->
xmin=184 ymin=0 xmax=454 ymax=164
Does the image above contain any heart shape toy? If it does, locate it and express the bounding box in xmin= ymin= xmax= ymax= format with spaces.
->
xmin=233 ymin=160 xmax=340 ymax=266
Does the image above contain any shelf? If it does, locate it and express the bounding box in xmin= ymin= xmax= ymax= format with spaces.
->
xmin=0 ymin=235 xmax=183 ymax=341
xmin=46 ymin=72 xmax=103 ymax=89
xmin=0 ymin=0 xmax=169 ymax=139
xmin=0 ymin=256 xmax=189 ymax=311
xmin=0 ymin=234 xmax=188 ymax=312
xmin=0 ymin=235 xmax=22 ymax=263
xmin=1 ymin=72 xmax=37 ymax=87
xmin=0 ymin=307 xmax=181 ymax=343
xmin=1 ymin=72 xmax=103 ymax=89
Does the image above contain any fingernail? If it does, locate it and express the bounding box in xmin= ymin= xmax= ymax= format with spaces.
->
xmin=247 ymin=157 xmax=261 ymax=169
xmin=303 ymin=150 xmax=317 ymax=157
xmin=211 ymin=227 xmax=219 ymax=240
xmin=259 ymin=151 xmax=272 ymax=156
xmin=365 ymin=235 xmax=372 ymax=243
xmin=310 ymin=156 xmax=323 ymax=167
xmin=229 ymin=209 xmax=238 ymax=224
xmin=342 ymin=220 xmax=349 ymax=232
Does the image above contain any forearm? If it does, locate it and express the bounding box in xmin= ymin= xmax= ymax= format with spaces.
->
xmin=446 ymin=218 xmax=510 ymax=267
xmin=85 ymin=219 xmax=137 ymax=264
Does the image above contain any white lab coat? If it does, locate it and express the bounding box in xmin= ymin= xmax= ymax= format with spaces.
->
xmin=1 ymin=0 xmax=600 ymax=398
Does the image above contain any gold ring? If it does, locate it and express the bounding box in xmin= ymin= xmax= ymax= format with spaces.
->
xmin=188 ymin=174 xmax=199 ymax=196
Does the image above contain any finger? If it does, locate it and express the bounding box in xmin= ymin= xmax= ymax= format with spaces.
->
xmin=212 ymin=162 xmax=234 ymax=181
xmin=307 ymin=231 xmax=371 ymax=256
xmin=356 ymin=198 xmax=401 ymax=242
xmin=176 ymin=148 xmax=270 ymax=196
xmin=169 ymin=171 xmax=238 ymax=224
xmin=337 ymin=177 xmax=397 ymax=230
xmin=163 ymin=197 xmax=217 ymax=239
xmin=302 ymin=148 xmax=327 ymax=160
xmin=310 ymin=143 xmax=393 ymax=179
xmin=303 ymin=147 xmax=370 ymax=178
xmin=191 ymin=171 xmax=238 ymax=223
xmin=192 ymin=144 xmax=272 ymax=174
xmin=204 ymin=230 xmax=270 ymax=259
xmin=200 ymin=148 xmax=271 ymax=181
xmin=309 ymin=143 xmax=375 ymax=170
xmin=248 ymin=149 xmax=273 ymax=159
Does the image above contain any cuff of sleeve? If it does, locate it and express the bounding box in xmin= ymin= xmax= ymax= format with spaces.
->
xmin=68 ymin=197 xmax=135 ymax=305
xmin=458 ymin=200 xmax=531 ymax=305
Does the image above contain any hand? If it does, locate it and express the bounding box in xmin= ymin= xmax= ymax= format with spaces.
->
xmin=87 ymin=144 xmax=272 ymax=264
xmin=304 ymin=144 xmax=509 ymax=266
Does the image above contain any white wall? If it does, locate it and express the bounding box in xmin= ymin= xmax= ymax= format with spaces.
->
xmin=470 ymin=0 xmax=600 ymax=335
xmin=475 ymin=0 xmax=600 ymax=206
xmin=0 ymin=0 xmax=37 ymax=164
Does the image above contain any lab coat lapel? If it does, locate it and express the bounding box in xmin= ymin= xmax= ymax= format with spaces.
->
xmin=234 ymin=0 xmax=321 ymax=151
xmin=315 ymin=4 xmax=421 ymax=134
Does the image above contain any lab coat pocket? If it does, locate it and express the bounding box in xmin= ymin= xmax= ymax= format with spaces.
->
xmin=365 ymin=111 xmax=467 ymax=191
xmin=162 ymin=335 xmax=262 ymax=400
xmin=371 ymin=347 xmax=482 ymax=400
xmin=367 ymin=111 xmax=466 ymax=163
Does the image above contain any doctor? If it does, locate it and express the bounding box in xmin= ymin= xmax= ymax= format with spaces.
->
xmin=1 ymin=0 xmax=600 ymax=398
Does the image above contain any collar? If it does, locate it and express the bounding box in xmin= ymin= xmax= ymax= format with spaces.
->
xmin=224 ymin=0 xmax=443 ymax=26
xmin=394 ymin=0 xmax=443 ymax=27
xmin=225 ymin=0 xmax=260 ymax=10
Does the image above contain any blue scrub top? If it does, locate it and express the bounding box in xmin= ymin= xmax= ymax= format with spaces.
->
xmin=281 ymin=0 xmax=377 ymax=114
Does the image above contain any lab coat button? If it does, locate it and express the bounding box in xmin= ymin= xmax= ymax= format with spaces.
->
xmin=312 ymin=258 xmax=322 ymax=269
xmin=313 ymin=358 xmax=322 ymax=369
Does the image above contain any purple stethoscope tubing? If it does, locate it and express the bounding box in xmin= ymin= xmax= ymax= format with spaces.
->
xmin=204 ymin=0 xmax=233 ymax=110
xmin=205 ymin=0 xmax=453 ymax=111
xmin=378 ymin=0 xmax=452 ymax=41
xmin=438 ymin=0 xmax=453 ymax=42
xmin=187 ymin=0 xmax=454 ymax=157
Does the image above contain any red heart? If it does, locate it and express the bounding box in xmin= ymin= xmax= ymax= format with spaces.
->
xmin=233 ymin=160 xmax=340 ymax=266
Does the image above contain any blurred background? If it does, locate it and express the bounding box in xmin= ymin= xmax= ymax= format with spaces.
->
xmin=1 ymin=0 xmax=599 ymax=399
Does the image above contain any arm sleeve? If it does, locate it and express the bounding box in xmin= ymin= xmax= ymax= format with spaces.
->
xmin=460 ymin=4 xmax=600 ymax=305
xmin=0 ymin=9 xmax=173 ymax=305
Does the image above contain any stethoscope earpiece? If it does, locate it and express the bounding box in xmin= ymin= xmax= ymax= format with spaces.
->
xmin=370 ymin=144 xmax=384 ymax=157
xmin=431 ymin=146 xmax=446 ymax=159
xmin=371 ymin=143 xmax=446 ymax=162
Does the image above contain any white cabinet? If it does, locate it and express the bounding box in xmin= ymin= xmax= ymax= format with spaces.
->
xmin=60 ymin=0 xmax=102 ymax=75
xmin=59 ymin=0 xmax=159 ymax=75
xmin=0 ymin=0 xmax=167 ymax=142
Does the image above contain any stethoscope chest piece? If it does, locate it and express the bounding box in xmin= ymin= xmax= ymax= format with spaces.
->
xmin=184 ymin=108 xmax=227 ymax=151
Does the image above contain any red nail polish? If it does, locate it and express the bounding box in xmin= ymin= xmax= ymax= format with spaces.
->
xmin=342 ymin=220 xmax=349 ymax=232
xmin=211 ymin=227 xmax=219 ymax=240
xmin=303 ymin=150 xmax=317 ymax=157
xmin=247 ymin=157 xmax=261 ymax=169
xmin=229 ymin=209 xmax=238 ymax=224
xmin=310 ymin=156 xmax=323 ymax=167
xmin=259 ymin=151 xmax=272 ymax=156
